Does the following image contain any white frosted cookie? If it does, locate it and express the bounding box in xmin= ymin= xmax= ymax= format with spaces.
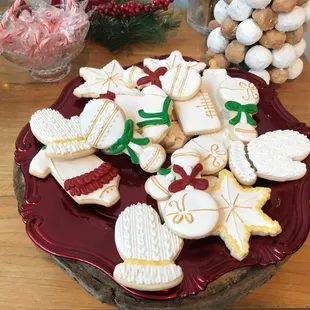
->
xmin=30 ymin=150 xmax=120 ymax=207
xmin=139 ymin=144 xmax=167 ymax=173
xmin=160 ymin=67 xmax=201 ymax=101
xmin=219 ymin=78 xmax=259 ymax=105
xmin=210 ymin=169 xmax=282 ymax=261
xmin=145 ymin=174 xmax=173 ymax=201
xmin=184 ymin=136 xmax=228 ymax=175
xmin=30 ymin=109 xmax=95 ymax=159
xmin=174 ymin=91 xmax=222 ymax=136
xmin=231 ymin=122 xmax=258 ymax=142
xmin=170 ymin=148 xmax=201 ymax=170
xmin=73 ymin=60 xmax=140 ymax=98
xmin=115 ymin=85 xmax=173 ymax=143
xmin=275 ymin=6 xmax=306 ymax=32
xmin=229 ymin=130 xmax=310 ymax=185
xmin=114 ymin=203 xmax=184 ymax=291
xmin=214 ymin=0 xmax=229 ymax=24
xmin=236 ymin=19 xmax=263 ymax=46
xmin=207 ymin=27 xmax=230 ymax=53
xmin=272 ymin=43 xmax=296 ymax=69
xmin=227 ymin=0 xmax=253 ymax=21
xmin=144 ymin=50 xmax=206 ymax=72
xmin=123 ymin=66 xmax=147 ymax=88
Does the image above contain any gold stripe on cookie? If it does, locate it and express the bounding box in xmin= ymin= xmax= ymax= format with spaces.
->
xmin=235 ymin=128 xmax=257 ymax=134
xmin=177 ymin=67 xmax=190 ymax=97
xmin=99 ymin=185 xmax=117 ymax=197
xmin=150 ymin=176 xmax=169 ymax=195
xmin=52 ymin=137 xmax=84 ymax=144
xmin=129 ymin=67 xmax=136 ymax=84
xmin=124 ymin=258 xmax=174 ymax=266
xmin=85 ymin=100 xmax=108 ymax=140
xmin=169 ymin=66 xmax=181 ymax=97
xmin=171 ymin=152 xmax=201 ymax=160
xmin=143 ymin=148 xmax=161 ymax=171
xmin=94 ymin=107 xmax=120 ymax=147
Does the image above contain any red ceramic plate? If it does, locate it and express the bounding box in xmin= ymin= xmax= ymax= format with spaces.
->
xmin=15 ymin=57 xmax=310 ymax=300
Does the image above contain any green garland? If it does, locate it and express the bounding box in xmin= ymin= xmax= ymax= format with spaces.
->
xmin=88 ymin=9 xmax=181 ymax=52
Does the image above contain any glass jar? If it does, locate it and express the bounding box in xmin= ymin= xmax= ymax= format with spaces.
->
xmin=187 ymin=0 xmax=219 ymax=34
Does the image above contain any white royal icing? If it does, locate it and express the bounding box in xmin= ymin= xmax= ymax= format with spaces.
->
xmin=184 ymin=136 xmax=228 ymax=175
xmin=210 ymin=169 xmax=282 ymax=261
xmin=231 ymin=122 xmax=258 ymax=143
xmin=73 ymin=60 xmax=140 ymax=98
xmin=114 ymin=203 xmax=184 ymax=290
xmin=160 ymin=67 xmax=201 ymax=101
xmin=29 ymin=150 xmax=120 ymax=207
xmin=144 ymin=50 xmax=206 ymax=72
xmin=123 ymin=66 xmax=147 ymax=88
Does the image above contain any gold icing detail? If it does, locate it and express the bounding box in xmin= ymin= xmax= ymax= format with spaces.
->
xmin=235 ymin=128 xmax=257 ymax=134
xmin=129 ymin=66 xmax=137 ymax=84
xmin=171 ymin=152 xmax=201 ymax=161
xmin=124 ymin=258 xmax=174 ymax=266
xmin=220 ymin=81 xmax=259 ymax=102
xmin=99 ymin=185 xmax=117 ymax=197
xmin=169 ymin=66 xmax=181 ymax=96
xmin=150 ymin=176 xmax=169 ymax=196
xmin=143 ymin=148 xmax=161 ymax=171
xmin=196 ymin=92 xmax=217 ymax=119
xmin=177 ymin=67 xmax=190 ymax=97
xmin=52 ymin=137 xmax=84 ymax=144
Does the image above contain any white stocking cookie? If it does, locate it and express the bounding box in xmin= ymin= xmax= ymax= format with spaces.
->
xmin=114 ymin=85 xmax=173 ymax=143
xmin=160 ymin=67 xmax=202 ymax=101
xmin=80 ymin=99 xmax=166 ymax=173
xmin=184 ymin=136 xmax=228 ymax=175
xmin=29 ymin=150 xmax=120 ymax=207
xmin=113 ymin=203 xmax=184 ymax=291
xmin=30 ymin=109 xmax=95 ymax=159
xmin=144 ymin=50 xmax=206 ymax=72
xmin=210 ymin=169 xmax=282 ymax=261
xmin=73 ymin=60 xmax=140 ymax=98
xmin=174 ymin=91 xmax=222 ymax=136
xmin=229 ymin=130 xmax=310 ymax=185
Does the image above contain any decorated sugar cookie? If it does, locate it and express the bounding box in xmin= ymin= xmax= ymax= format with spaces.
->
xmin=80 ymin=99 xmax=166 ymax=173
xmin=144 ymin=50 xmax=206 ymax=72
xmin=114 ymin=85 xmax=173 ymax=143
xmin=30 ymin=150 xmax=120 ymax=207
xmin=160 ymin=67 xmax=201 ymax=101
xmin=229 ymin=130 xmax=310 ymax=186
xmin=113 ymin=203 xmax=184 ymax=291
xmin=73 ymin=60 xmax=140 ymax=98
xmin=30 ymin=109 xmax=95 ymax=159
xmin=146 ymin=148 xmax=219 ymax=239
xmin=123 ymin=66 xmax=146 ymax=88
xmin=210 ymin=170 xmax=282 ymax=261
xmin=184 ymin=136 xmax=228 ymax=175
xmin=161 ymin=118 xmax=189 ymax=154
xmin=174 ymin=91 xmax=222 ymax=135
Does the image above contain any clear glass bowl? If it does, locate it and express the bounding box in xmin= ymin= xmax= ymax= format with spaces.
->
xmin=1 ymin=6 xmax=89 ymax=82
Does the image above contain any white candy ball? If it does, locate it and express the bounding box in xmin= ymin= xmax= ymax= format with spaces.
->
xmin=294 ymin=38 xmax=306 ymax=58
xmin=275 ymin=6 xmax=306 ymax=32
xmin=227 ymin=0 xmax=253 ymax=21
xmin=245 ymin=45 xmax=273 ymax=70
xmin=245 ymin=0 xmax=271 ymax=9
xmin=272 ymin=43 xmax=296 ymax=69
xmin=288 ymin=58 xmax=304 ymax=80
xmin=207 ymin=28 xmax=229 ymax=53
xmin=236 ymin=19 xmax=263 ymax=46
xmin=249 ymin=70 xmax=271 ymax=84
xmin=214 ymin=0 xmax=229 ymax=24
xmin=303 ymin=1 xmax=310 ymax=22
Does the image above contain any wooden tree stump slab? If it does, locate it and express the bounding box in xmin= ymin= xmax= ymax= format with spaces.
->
xmin=13 ymin=164 xmax=288 ymax=309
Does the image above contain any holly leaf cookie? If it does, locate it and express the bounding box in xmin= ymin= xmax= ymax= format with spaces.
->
xmin=73 ymin=60 xmax=140 ymax=98
xmin=210 ymin=169 xmax=282 ymax=261
xmin=143 ymin=50 xmax=206 ymax=72
xmin=114 ymin=203 xmax=184 ymax=291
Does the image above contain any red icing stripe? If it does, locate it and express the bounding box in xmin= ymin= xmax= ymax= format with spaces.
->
xmin=64 ymin=162 xmax=118 ymax=196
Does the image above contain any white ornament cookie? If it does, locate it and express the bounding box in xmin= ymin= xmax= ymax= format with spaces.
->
xmin=219 ymin=78 xmax=260 ymax=105
xmin=275 ymin=6 xmax=306 ymax=32
xmin=207 ymin=27 xmax=230 ymax=53
xmin=229 ymin=130 xmax=310 ymax=185
xmin=143 ymin=50 xmax=206 ymax=72
xmin=80 ymin=99 xmax=166 ymax=173
xmin=227 ymin=0 xmax=253 ymax=21
xmin=30 ymin=150 xmax=120 ymax=207
xmin=30 ymin=109 xmax=95 ymax=159
xmin=231 ymin=122 xmax=258 ymax=142
xmin=236 ymin=19 xmax=263 ymax=46
xmin=184 ymin=136 xmax=228 ymax=175
xmin=73 ymin=60 xmax=139 ymax=98
xmin=210 ymin=169 xmax=282 ymax=261
xmin=160 ymin=67 xmax=201 ymax=101
xmin=114 ymin=203 xmax=184 ymax=291
xmin=123 ymin=66 xmax=147 ymax=88
xmin=114 ymin=85 xmax=173 ymax=143
xmin=174 ymin=91 xmax=222 ymax=136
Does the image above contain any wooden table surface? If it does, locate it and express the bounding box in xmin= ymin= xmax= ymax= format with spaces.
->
xmin=1 ymin=11 xmax=310 ymax=310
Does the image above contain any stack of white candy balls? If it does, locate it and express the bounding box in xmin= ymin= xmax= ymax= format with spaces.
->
xmin=206 ymin=0 xmax=309 ymax=84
